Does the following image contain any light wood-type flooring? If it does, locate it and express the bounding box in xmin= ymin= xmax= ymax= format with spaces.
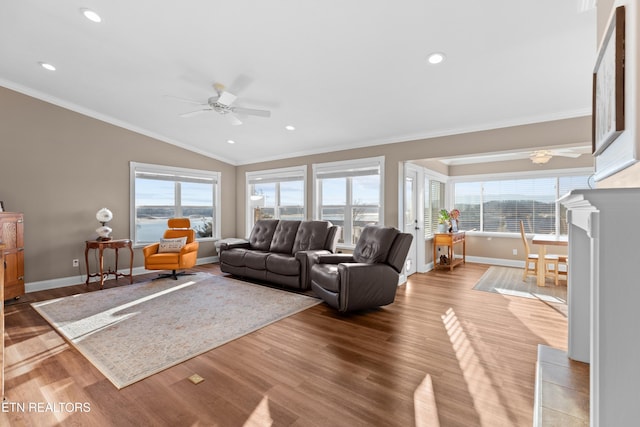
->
xmin=1 ymin=262 xmax=569 ymax=426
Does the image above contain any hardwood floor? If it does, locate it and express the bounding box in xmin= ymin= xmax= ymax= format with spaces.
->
xmin=0 ymin=263 xmax=568 ymax=426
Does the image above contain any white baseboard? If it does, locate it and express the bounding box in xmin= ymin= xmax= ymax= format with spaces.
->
xmin=25 ymin=256 xmax=219 ymax=293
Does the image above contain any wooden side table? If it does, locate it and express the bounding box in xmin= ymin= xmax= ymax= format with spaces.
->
xmin=433 ymin=231 xmax=466 ymax=271
xmin=85 ymin=239 xmax=134 ymax=289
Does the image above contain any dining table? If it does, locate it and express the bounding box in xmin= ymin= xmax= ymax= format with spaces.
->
xmin=532 ymin=234 xmax=568 ymax=287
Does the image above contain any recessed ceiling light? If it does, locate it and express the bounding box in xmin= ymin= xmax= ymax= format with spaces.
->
xmin=39 ymin=62 xmax=56 ymax=71
xmin=227 ymin=139 xmax=235 ymax=144
xmin=427 ymin=52 xmax=446 ymax=65
xmin=285 ymin=125 xmax=296 ymax=131
xmin=81 ymin=8 xmax=102 ymax=23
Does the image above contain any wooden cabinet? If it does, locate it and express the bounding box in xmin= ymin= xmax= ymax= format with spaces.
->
xmin=0 ymin=212 xmax=25 ymax=300
xmin=0 ymin=242 xmax=5 ymax=399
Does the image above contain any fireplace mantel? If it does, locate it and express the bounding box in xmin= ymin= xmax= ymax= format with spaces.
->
xmin=561 ymin=188 xmax=640 ymax=427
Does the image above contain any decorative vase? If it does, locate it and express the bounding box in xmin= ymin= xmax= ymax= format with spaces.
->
xmin=437 ymin=223 xmax=447 ymax=233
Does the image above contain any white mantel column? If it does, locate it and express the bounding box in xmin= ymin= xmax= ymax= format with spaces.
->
xmin=561 ymin=188 xmax=640 ymax=427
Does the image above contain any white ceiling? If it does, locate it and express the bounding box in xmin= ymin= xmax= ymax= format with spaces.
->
xmin=0 ymin=1 xmax=596 ymax=166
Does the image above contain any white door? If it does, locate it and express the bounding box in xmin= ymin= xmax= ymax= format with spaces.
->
xmin=403 ymin=164 xmax=420 ymax=276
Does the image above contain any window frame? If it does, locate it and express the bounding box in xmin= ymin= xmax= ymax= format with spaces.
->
xmin=245 ymin=165 xmax=307 ymax=234
xmin=312 ymin=156 xmax=385 ymax=248
xmin=449 ymin=167 xmax=593 ymax=237
xmin=129 ymin=162 xmax=221 ymax=248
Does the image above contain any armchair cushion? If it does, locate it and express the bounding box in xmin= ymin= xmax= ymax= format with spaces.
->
xmin=158 ymin=237 xmax=187 ymax=253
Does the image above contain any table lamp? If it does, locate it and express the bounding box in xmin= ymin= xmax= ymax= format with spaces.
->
xmin=96 ymin=208 xmax=113 ymax=241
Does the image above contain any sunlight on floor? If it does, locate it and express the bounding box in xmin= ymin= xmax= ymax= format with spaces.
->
xmin=44 ymin=280 xmax=198 ymax=341
xmin=442 ymin=307 xmax=509 ymax=425
xmin=243 ymin=396 xmax=273 ymax=427
xmin=414 ymin=374 xmax=441 ymax=427
xmin=5 ymin=331 xmax=68 ymax=378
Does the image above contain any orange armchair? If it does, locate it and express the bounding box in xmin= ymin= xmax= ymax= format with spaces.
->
xmin=143 ymin=218 xmax=200 ymax=280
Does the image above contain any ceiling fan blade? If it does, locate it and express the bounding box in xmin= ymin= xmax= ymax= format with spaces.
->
xmin=179 ymin=109 xmax=212 ymax=118
xmin=552 ymin=152 xmax=581 ymax=158
xmin=217 ymin=91 xmax=237 ymax=107
xmin=164 ymin=95 xmax=206 ymax=106
xmin=232 ymin=107 xmax=271 ymax=118
xmin=225 ymin=114 xmax=243 ymax=126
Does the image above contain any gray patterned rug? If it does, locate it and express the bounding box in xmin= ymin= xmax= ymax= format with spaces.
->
xmin=31 ymin=273 xmax=321 ymax=389
xmin=473 ymin=266 xmax=567 ymax=311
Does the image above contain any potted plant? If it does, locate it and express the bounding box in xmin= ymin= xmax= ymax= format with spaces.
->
xmin=438 ymin=209 xmax=450 ymax=233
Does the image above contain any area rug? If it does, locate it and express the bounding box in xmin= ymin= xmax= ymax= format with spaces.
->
xmin=31 ymin=273 xmax=321 ymax=389
xmin=473 ymin=266 xmax=567 ymax=311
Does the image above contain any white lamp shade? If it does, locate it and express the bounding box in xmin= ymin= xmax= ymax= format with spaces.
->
xmin=96 ymin=208 xmax=113 ymax=223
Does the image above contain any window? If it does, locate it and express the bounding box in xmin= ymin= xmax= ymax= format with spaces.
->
xmin=313 ymin=157 xmax=384 ymax=246
xmin=424 ymin=178 xmax=446 ymax=238
xmin=130 ymin=162 xmax=220 ymax=246
xmin=246 ymin=166 xmax=306 ymax=231
xmin=452 ymin=173 xmax=591 ymax=235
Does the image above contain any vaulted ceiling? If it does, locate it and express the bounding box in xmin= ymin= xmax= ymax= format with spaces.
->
xmin=0 ymin=1 xmax=596 ymax=165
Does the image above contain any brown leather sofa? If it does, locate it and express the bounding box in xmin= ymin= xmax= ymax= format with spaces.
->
xmin=218 ymin=219 xmax=341 ymax=290
xmin=310 ymin=225 xmax=413 ymax=313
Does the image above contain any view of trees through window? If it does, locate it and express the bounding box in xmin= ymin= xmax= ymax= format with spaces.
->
xmin=453 ymin=175 xmax=590 ymax=235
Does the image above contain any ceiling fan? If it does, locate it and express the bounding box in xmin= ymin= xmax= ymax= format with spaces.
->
xmin=170 ymin=83 xmax=271 ymax=126
xmin=529 ymin=147 xmax=591 ymax=164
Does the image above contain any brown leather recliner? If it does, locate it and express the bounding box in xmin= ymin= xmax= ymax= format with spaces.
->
xmin=143 ymin=218 xmax=200 ymax=280
xmin=310 ymin=225 xmax=413 ymax=313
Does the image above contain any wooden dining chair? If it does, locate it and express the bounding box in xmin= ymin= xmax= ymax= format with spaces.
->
xmin=519 ymin=221 xmax=539 ymax=281
xmin=519 ymin=221 xmax=559 ymax=284
xmin=549 ymin=255 xmax=568 ymax=285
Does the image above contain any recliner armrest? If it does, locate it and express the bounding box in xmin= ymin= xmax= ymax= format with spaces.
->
xmin=315 ymin=253 xmax=355 ymax=264
xmin=218 ymin=241 xmax=251 ymax=252
xmin=337 ymin=262 xmax=399 ymax=312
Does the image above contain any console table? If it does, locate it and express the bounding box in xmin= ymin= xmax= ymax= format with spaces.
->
xmin=433 ymin=232 xmax=465 ymax=271
xmin=85 ymin=239 xmax=133 ymax=289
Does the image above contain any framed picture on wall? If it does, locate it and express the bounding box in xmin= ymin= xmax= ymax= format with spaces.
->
xmin=592 ymin=5 xmax=625 ymax=156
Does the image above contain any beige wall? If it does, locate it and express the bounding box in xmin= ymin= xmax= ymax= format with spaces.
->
xmin=0 ymin=87 xmax=236 ymax=283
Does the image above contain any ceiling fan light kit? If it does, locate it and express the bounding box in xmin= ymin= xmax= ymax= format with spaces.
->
xmin=529 ymin=150 xmax=553 ymax=164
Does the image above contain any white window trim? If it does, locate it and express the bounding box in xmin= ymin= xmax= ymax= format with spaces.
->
xmin=312 ymin=156 xmax=385 ymax=249
xmin=245 ymin=165 xmax=307 ymax=235
xmin=129 ymin=161 xmax=221 ymax=247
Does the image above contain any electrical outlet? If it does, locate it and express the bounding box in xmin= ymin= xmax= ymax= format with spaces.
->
xmin=512 ymin=249 xmax=518 ymax=256
xmin=72 ymin=259 xmax=79 ymax=267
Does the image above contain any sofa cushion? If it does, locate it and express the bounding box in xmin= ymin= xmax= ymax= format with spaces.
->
xmin=249 ymin=219 xmax=279 ymax=251
xmin=311 ymin=264 xmax=340 ymax=292
xmin=292 ymin=221 xmax=330 ymax=253
xmin=244 ymin=250 xmax=269 ymax=270
xmin=270 ymin=221 xmax=301 ymax=254
xmin=266 ymin=253 xmax=300 ymax=276
xmin=219 ymin=249 xmax=246 ymax=267
xmin=353 ymin=226 xmax=400 ymax=264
